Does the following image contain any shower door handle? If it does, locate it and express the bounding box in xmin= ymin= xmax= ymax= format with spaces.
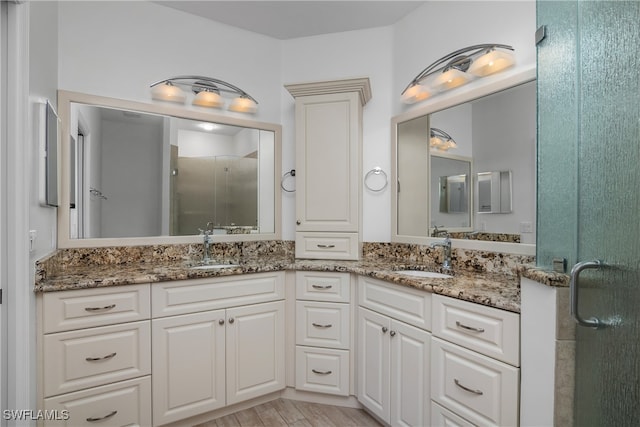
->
xmin=570 ymin=259 xmax=604 ymax=328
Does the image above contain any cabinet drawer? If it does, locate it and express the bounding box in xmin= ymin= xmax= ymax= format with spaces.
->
xmin=295 ymin=232 xmax=359 ymax=260
xmin=296 ymin=271 xmax=350 ymax=302
xmin=296 ymin=301 xmax=350 ymax=349
xmin=431 ymin=401 xmax=476 ymax=427
xmin=431 ymin=338 xmax=519 ymax=427
xmin=43 ymin=376 xmax=151 ymax=427
xmin=295 ymin=346 xmax=349 ymax=396
xmin=358 ymin=276 xmax=431 ymax=331
xmin=41 ymin=284 xmax=150 ymax=333
xmin=43 ymin=321 xmax=151 ymax=397
xmin=152 ymin=272 xmax=285 ymax=317
xmin=432 ymin=294 xmax=520 ymax=366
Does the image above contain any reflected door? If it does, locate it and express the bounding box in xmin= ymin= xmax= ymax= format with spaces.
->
xmin=538 ymin=1 xmax=640 ymax=425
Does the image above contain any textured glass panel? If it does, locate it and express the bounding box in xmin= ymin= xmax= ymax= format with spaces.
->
xmin=573 ymin=1 xmax=640 ymax=425
xmin=536 ymin=1 xmax=579 ymax=268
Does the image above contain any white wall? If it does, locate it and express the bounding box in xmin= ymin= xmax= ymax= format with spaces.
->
xmin=57 ymin=1 xmax=282 ymax=122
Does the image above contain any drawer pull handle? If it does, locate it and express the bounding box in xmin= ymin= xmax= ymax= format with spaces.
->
xmin=312 ymin=284 xmax=333 ymax=290
xmin=317 ymin=244 xmax=336 ymax=248
xmin=382 ymin=327 xmax=388 ymax=334
xmin=86 ymin=410 xmax=118 ymax=422
xmin=312 ymin=323 xmax=332 ymax=329
xmin=390 ymin=330 xmax=396 ymax=337
xmin=456 ymin=321 xmax=485 ymax=333
xmin=312 ymin=369 xmax=332 ymax=375
xmin=454 ymin=379 xmax=484 ymax=395
xmin=85 ymin=352 xmax=117 ymax=362
xmin=85 ymin=304 xmax=116 ymax=312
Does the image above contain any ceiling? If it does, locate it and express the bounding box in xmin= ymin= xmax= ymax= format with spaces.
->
xmin=156 ymin=1 xmax=427 ymax=40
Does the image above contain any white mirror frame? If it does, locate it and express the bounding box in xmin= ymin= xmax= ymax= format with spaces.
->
xmin=57 ymin=90 xmax=282 ymax=248
xmin=391 ymin=65 xmax=536 ymax=256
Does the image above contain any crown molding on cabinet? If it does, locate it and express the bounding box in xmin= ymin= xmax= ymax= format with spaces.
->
xmin=285 ymin=77 xmax=372 ymax=106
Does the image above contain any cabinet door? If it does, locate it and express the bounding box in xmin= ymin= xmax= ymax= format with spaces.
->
xmin=390 ymin=320 xmax=431 ymax=427
xmin=152 ymin=310 xmax=226 ymax=425
xmin=357 ymin=307 xmax=391 ymax=424
xmin=295 ymin=92 xmax=360 ymax=232
xmin=226 ymin=301 xmax=285 ymax=405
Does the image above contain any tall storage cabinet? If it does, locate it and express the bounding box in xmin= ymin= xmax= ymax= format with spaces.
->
xmin=285 ymin=78 xmax=371 ymax=260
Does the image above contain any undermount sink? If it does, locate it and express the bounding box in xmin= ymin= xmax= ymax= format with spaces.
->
xmin=189 ymin=264 xmax=240 ymax=270
xmin=395 ymin=270 xmax=453 ymax=279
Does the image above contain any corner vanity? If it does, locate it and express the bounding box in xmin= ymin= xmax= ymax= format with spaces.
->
xmin=34 ymin=241 xmax=538 ymax=427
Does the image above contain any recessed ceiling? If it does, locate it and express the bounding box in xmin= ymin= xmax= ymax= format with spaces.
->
xmin=155 ymin=1 xmax=427 ymax=40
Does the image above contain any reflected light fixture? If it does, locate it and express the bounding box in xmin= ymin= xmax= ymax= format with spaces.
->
xmin=430 ymin=128 xmax=458 ymax=151
xmin=150 ymin=75 xmax=258 ymax=113
xmin=401 ymin=44 xmax=515 ymax=104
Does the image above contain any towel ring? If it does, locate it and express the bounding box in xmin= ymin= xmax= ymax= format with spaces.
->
xmin=364 ymin=167 xmax=388 ymax=192
xmin=281 ymin=169 xmax=296 ymax=193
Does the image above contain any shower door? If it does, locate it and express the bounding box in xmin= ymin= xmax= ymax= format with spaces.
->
xmin=537 ymin=1 xmax=640 ymax=425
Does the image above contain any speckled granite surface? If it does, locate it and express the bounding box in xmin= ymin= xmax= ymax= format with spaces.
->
xmin=518 ymin=264 xmax=570 ymax=287
xmin=34 ymin=241 xmax=538 ymax=313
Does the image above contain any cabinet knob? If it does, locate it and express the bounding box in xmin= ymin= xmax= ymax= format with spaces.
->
xmin=390 ymin=330 xmax=396 ymax=337
xmin=228 ymin=317 xmax=235 ymax=324
xmin=296 ymin=220 xmax=301 ymax=225
xmin=219 ymin=319 xmax=225 ymax=325
xmin=382 ymin=327 xmax=388 ymax=334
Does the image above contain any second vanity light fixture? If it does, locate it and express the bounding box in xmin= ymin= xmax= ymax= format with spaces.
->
xmin=430 ymin=128 xmax=457 ymax=151
xmin=401 ymin=44 xmax=516 ymax=104
xmin=150 ymin=75 xmax=258 ymax=113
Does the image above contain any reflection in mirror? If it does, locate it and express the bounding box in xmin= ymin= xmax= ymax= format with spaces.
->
xmin=477 ymin=170 xmax=512 ymax=213
xmin=59 ymin=91 xmax=281 ymax=247
xmin=393 ymin=73 xmax=536 ymax=246
xmin=431 ymin=155 xmax=471 ymax=229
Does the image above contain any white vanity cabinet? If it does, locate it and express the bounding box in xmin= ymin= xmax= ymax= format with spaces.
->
xmin=150 ymin=272 xmax=286 ymax=426
xmin=431 ymin=294 xmax=520 ymax=427
xmin=357 ymin=276 xmax=432 ymax=426
xmin=294 ymin=271 xmax=352 ymax=396
xmin=38 ymin=284 xmax=152 ymax=427
xmin=285 ymin=78 xmax=371 ymax=260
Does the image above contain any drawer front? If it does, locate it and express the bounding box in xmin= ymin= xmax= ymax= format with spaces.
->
xmin=296 ymin=271 xmax=350 ymax=302
xmin=295 ymin=232 xmax=359 ymax=260
xmin=42 ymin=284 xmax=150 ymax=333
xmin=431 ymin=401 xmax=477 ymax=427
xmin=358 ymin=276 xmax=431 ymax=331
xmin=432 ymin=294 xmax=520 ymax=366
xmin=43 ymin=376 xmax=151 ymax=427
xmin=152 ymin=272 xmax=285 ymax=317
xmin=43 ymin=321 xmax=151 ymax=397
xmin=295 ymin=346 xmax=349 ymax=396
xmin=296 ymin=301 xmax=350 ymax=349
xmin=431 ymin=338 xmax=519 ymax=427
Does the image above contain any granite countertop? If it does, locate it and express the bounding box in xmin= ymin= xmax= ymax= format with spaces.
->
xmin=35 ymin=254 xmax=525 ymax=313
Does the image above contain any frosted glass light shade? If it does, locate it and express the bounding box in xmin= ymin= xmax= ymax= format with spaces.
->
xmin=430 ymin=136 xmax=457 ymax=151
xmin=193 ymin=90 xmax=224 ymax=108
xmin=401 ymin=84 xmax=431 ymax=104
xmin=151 ymin=82 xmax=186 ymax=103
xmin=429 ymin=68 xmax=472 ymax=92
xmin=468 ymin=49 xmax=516 ymax=77
xmin=228 ymin=96 xmax=257 ymax=113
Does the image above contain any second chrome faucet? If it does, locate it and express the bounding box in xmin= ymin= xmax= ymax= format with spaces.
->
xmin=430 ymin=235 xmax=452 ymax=270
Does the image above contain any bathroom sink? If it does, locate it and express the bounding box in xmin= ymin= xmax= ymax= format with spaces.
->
xmin=189 ymin=264 xmax=240 ymax=270
xmin=395 ymin=270 xmax=453 ymax=279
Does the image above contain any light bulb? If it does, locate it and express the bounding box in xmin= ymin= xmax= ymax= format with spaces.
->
xmin=150 ymin=82 xmax=186 ymax=103
xmin=468 ymin=49 xmax=516 ymax=77
xmin=429 ymin=68 xmax=471 ymax=92
xmin=229 ymin=96 xmax=257 ymax=113
xmin=401 ymin=84 xmax=430 ymax=104
xmin=193 ymin=90 xmax=224 ymax=108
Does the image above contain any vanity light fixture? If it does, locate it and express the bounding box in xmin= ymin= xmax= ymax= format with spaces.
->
xmin=401 ymin=44 xmax=515 ymax=104
xmin=150 ymin=75 xmax=258 ymax=113
xmin=430 ymin=127 xmax=457 ymax=151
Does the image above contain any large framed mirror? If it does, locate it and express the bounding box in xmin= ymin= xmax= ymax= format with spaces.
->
xmin=58 ymin=90 xmax=281 ymax=248
xmin=391 ymin=66 xmax=536 ymax=254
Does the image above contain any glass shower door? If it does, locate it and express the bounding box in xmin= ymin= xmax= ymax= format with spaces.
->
xmin=538 ymin=1 xmax=640 ymax=425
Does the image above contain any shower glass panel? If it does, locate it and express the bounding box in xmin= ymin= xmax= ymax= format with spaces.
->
xmin=537 ymin=1 xmax=640 ymax=425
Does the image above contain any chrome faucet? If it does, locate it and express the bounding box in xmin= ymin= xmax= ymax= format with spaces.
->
xmin=430 ymin=235 xmax=452 ymax=270
xmin=199 ymin=222 xmax=215 ymax=264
